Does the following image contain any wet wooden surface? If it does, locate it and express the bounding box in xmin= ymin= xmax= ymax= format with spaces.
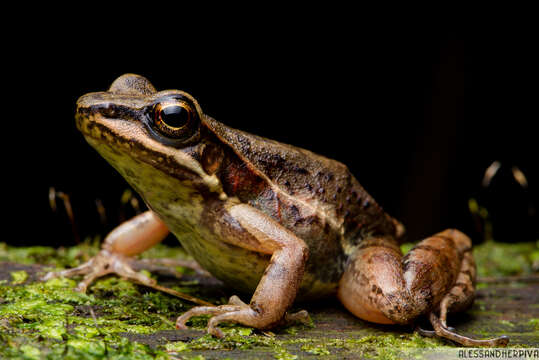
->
xmin=1 ymin=261 xmax=538 ymax=359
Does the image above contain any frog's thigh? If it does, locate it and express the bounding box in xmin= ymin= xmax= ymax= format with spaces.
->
xmin=338 ymin=229 xmax=471 ymax=325
xmin=103 ymin=210 xmax=169 ymax=256
xmin=177 ymin=203 xmax=308 ymax=336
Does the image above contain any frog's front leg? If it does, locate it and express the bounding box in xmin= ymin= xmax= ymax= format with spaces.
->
xmin=43 ymin=210 xmax=169 ymax=292
xmin=338 ymin=229 xmax=509 ymax=347
xmin=176 ymin=203 xmax=309 ymax=338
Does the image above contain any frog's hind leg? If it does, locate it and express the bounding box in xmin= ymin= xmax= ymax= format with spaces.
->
xmin=337 ymin=229 xmax=509 ymax=347
xmin=43 ymin=211 xmax=168 ymax=292
xmin=438 ymin=250 xmax=476 ymax=328
xmin=42 ymin=211 xmax=213 ymax=305
xmin=431 ymin=249 xmax=509 ymax=346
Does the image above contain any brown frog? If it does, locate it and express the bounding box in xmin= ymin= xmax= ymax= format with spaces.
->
xmin=44 ymin=74 xmax=508 ymax=347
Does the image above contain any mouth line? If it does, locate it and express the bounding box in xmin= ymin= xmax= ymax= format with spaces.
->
xmin=77 ymin=114 xmax=202 ymax=183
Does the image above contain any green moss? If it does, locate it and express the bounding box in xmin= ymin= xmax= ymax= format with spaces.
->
xmin=0 ymin=240 xmax=100 ymax=269
xmin=499 ymin=320 xmax=515 ymax=328
xmin=0 ymin=241 xmax=288 ymax=359
xmin=528 ymin=319 xmax=539 ymax=331
xmin=402 ymin=240 xmax=538 ymax=277
xmin=0 ymin=242 xmax=201 ymax=359
xmin=10 ymin=270 xmax=28 ymax=285
xmin=1 ymin=240 xmax=537 ymax=359
xmin=19 ymin=344 xmax=41 ymax=360
xmin=181 ymin=329 xmax=451 ymax=359
xmin=274 ymin=347 xmax=298 ymax=359
xmin=474 ymin=240 xmax=538 ymax=277
xmin=165 ymin=341 xmax=189 ymax=353
xmin=301 ymin=343 xmax=330 ymax=355
xmin=400 ymin=243 xmax=414 ymax=255
xmin=337 ymin=333 xmax=450 ymax=359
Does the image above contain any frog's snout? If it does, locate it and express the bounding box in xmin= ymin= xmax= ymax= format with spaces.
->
xmin=108 ymin=73 xmax=157 ymax=96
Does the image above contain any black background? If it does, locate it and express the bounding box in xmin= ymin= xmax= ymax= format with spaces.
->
xmin=3 ymin=15 xmax=537 ymax=247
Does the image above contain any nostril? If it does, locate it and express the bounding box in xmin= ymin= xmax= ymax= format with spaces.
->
xmin=99 ymin=104 xmax=118 ymax=118
xmin=109 ymin=73 xmax=156 ymax=96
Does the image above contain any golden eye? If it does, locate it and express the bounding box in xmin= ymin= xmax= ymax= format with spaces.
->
xmin=148 ymin=96 xmax=202 ymax=145
xmin=153 ymin=101 xmax=194 ymax=137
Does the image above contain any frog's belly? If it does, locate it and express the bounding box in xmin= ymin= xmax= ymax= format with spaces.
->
xmin=175 ymin=232 xmax=339 ymax=301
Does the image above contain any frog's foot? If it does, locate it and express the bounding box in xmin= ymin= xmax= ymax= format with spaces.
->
xmin=43 ymin=210 xmax=168 ymax=293
xmin=176 ymin=296 xmax=257 ymax=338
xmin=176 ymin=294 xmax=310 ymax=338
xmin=430 ymin=249 xmax=509 ymax=347
xmin=415 ymin=312 xmax=508 ymax=347
xmin=283 ymin=309 xmax=311 ymax=326
xmin=338 ymin=229 xmax=510 ymax=347
xmin=428 ymin=312 xmax=509 ymax=347
xmin=416 ymin=324 xmax=456 ymax=337
xmin=42 ymin=249 xmax=157 ymax=292
xmin=226 ymin=295 xmax=310 ymax=325
xmin=226 ymin=295 xmax=311 ymax=327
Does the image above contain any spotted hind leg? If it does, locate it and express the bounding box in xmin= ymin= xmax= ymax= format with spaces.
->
xmin=434 ymin=249 xmax=508 ymax=346
xmin=439 ymin=250 xmax=476 ymax=328
xmin=338 ymin=229 xmax=509 ymax=347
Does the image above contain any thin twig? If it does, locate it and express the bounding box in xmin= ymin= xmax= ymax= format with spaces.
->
xmin=90 ymin=308 xmax=109 ymax=358
xmin=134 ymin=280 xmax=215 ymax=307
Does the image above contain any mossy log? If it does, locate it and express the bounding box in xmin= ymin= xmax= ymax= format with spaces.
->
xmin=0 ymin=242 xmax=538 ymax=359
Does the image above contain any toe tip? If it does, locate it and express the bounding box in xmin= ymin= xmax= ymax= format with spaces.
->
xmin=209 ymin=328 xmax=224 ymax=338
xmin=175 ymin=323 xmax=187 ymax=330
xmin=497 ymin=335 xmax=510 ymax=347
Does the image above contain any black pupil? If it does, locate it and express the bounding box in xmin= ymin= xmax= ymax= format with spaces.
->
xmin=161 ymin=105 xmax=190 ymax=128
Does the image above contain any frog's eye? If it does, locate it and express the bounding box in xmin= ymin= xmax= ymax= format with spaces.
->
xmin=153 ymin=101 xmax=197 ymax=138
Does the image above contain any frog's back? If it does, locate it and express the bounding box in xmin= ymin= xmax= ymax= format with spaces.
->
xmin=205 ymin=117 xmax=401 ymax=298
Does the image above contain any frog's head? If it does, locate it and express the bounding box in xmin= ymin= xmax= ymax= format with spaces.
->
xmin=76 ymin=74 xmax=225 ymax=205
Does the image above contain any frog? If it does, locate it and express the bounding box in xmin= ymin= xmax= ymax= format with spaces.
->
xmin=44 ymin=74 xmax=508 ymax=347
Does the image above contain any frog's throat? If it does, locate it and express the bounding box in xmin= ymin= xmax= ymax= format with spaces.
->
xmin=79 ymin=113 xmax=226 ymax=199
